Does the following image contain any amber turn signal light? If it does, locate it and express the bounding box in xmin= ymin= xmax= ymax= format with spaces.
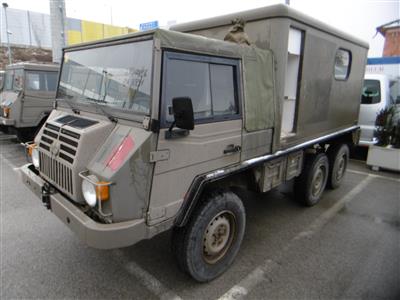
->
xmin=27 ymin=143 xmax=36 ymax=157
xmin=3 ymin=107 xmax=10 ymax=118
xmin=96 ymin=182 xmax=110 ymax=202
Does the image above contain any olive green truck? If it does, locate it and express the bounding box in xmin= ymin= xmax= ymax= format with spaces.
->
xmin=0 ymin=63 xmax=59 ymax=141
xmin=20 ymin=5 xmax=368 ymax=282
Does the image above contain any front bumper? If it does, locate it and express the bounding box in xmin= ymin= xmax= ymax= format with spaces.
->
xmin=20 ymin=163 xmax=148 ymax=249
xmin=0 ymin=116 xmax=15 ymax=126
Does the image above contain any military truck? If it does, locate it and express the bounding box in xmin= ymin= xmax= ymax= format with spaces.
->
xmin=0 ymin=63 xmax=59 ymax=141
xmin=20 ymin=5 xmax=368 ymax=282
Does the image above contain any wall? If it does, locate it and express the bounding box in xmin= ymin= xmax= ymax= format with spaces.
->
xmin=0 ymin=46 xmax=52 ymax=70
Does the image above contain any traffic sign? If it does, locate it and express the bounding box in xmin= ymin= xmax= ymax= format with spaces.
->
xmin=139 ymin=21 xmax=159 ymax=31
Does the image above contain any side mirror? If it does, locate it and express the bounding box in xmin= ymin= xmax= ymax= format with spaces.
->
xmin=166 ymin=97 xmax=194 ymax=139
xmin=172 ymin=97 xmax=194 ymax=130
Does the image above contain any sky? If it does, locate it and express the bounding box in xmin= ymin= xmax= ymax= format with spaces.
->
xmin=3 ymin=0 xmax=400 ymax=57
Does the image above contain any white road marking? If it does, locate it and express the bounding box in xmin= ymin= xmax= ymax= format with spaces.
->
xmin=347 ymin=168 xmax=400 ymax=182
xmin=218 ymin=175 xmax=374 ymax=300
xmin=113 ymin=249 xmax=183 ymax=300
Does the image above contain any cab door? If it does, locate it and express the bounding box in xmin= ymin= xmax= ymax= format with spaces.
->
xmin=22 ymin=71 xmax=57 ymax=126
xmin=148 ymin=51 xmax=242 ymax=224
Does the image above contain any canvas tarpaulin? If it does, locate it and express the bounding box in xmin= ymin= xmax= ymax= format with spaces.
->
xmin=154 ymin=29 xmax=275 ymax=131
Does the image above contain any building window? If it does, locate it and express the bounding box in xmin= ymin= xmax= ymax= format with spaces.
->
xmin=334 ymin=49 xmax=351 ymax=80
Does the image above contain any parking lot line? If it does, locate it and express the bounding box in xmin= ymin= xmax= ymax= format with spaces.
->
xmin=218 ymin=175 xmax=374 ymax=300
xmin=347 ymin=168 xmax=400 ymax=182
xmin=113 ymin=249 xmax=183 ymax=300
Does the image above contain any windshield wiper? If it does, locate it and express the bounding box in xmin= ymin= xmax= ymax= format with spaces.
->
xmin=58 ymin=96 xmax=80 ymax=114
xmin=85 ymin=96 xmax=118 ymax=123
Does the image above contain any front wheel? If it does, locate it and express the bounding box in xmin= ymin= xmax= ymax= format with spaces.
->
xmin=172 ymin=190 xmax=246 ymax=282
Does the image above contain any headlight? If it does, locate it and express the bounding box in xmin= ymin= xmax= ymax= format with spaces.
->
xmin=32 ymin=147 xmax=40 ymax=168
xmin=82 ymin=175 xmax=98 ymax=207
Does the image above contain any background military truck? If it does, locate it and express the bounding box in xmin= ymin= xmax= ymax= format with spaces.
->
xmin=20 ymin=4 xmax=368 ymax=282
xmin=0 ymin=62 xmax=59 ymax=141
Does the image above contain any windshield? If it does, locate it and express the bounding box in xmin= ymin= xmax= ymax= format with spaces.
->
xmin=4 ymin=69 xmax=24 ymax=92
xmin=57 ymin=39 xmax=153 ymax=115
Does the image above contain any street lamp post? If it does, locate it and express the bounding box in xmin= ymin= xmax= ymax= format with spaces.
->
xmin=2 ymin=2 xmax=12 ymax=64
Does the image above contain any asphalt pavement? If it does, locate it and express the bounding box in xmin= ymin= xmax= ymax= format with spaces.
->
xmin=1 ymin=132 xmax=399 ymax=300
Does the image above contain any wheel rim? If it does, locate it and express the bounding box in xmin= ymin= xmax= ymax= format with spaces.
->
xmin=203 ymin=211 xmax=236 ymax=264
xmin=311 ymin=166 xmax=326 ymax=197
xmin=335 ymin=154 xmax=346 ymax=181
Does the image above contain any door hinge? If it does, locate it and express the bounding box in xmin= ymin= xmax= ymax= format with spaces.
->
xmin=149 ymin=149 xmax=170 ymax=162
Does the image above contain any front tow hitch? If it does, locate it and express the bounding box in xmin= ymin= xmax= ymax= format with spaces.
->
xmin=42 ymin=182 xmax=55 ymax=210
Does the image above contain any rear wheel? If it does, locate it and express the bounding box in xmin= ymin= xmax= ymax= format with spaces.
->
xmin=294 ymin=153 xmax=329 ymax=206
xmin=327 ymin=144 xmax=349 ymax=189
xmin=172 ymin=190 xmax=246 ymax=282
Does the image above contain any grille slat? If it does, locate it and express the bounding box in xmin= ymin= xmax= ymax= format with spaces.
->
xmin=39 ymin=151 xmax=73 ymax=195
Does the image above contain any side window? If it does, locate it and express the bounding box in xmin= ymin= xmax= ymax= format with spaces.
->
xmin=210 ymin=64 xmax=237 ymax=116
xmin=13 ymin=69 xmax=24 ymax=90
xmin=46 ymin=72 xmax=58 ymax=91
xmin=26 ymin=72 xmax=41 ymax=90
xmin=163 ymin=52 xmax=239 ymax=124
xmin=26 ymin=71 xmax=58 ymax=91
xmin=334 ymin=49 xmax=351 ymax=80
xmin=361 ymin=80 xmax=381 ymax=104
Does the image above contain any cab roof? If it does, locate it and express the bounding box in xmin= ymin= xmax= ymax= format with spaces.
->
xmin=63 ymin=28 xmax=252 ymax=60
xmin=6 ymin=62 xmax=59 ymax=72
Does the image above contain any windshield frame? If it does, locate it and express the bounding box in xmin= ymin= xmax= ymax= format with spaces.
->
xmin=56 ymin=35 xmax=155 ymax=123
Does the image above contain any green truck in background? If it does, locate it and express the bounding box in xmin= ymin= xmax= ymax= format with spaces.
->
xmin=0 ymin=62 xmax=59 ymax=141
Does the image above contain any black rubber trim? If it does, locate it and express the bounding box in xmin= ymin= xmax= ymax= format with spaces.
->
xmin=59 ymin=152 xmax=74 ymax=164
xmin=39 ymin=142 xmax=50 ymax=151
xmin=43 ymin=129 xmax=58 ymax=139
xmin=60 ymin=144 xmax=76 ymax=156
xmin=45 ymin=123 xmax=60 ymax=132
xmin=41 ymin=136 xmax=53 ymax=145
xmin=61 ymin=128 xmax=80 ymax=140
xmin=59 ymin=135 xmax=78 ymax=148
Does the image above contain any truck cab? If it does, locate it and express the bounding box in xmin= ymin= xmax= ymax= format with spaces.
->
xmin=0 ymin=63 xmax=59 ymax=141
xmin=358 ymin=74 xmax=400 ymax=146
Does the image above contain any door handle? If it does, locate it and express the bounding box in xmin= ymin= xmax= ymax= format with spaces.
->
xmin=223 ymin=144 xmax=241 ymax=155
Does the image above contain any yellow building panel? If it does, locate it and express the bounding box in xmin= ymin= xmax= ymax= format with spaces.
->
xmin=81 ymin=21 xmax=104 ymax=42
xmin=103 ymin=24 xmax=123 ymax=38
xmin=67 ymin=30 xmax=83 ymax=45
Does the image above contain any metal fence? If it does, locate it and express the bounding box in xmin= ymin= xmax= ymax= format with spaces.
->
xmin=0 ymin=7 xmax=135 ymax=49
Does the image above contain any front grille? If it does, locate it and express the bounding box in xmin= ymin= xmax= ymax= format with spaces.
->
xmin=39 ymin=122 xmax=80 ymax=164
xmin=39 ymin=151 xmax=73 ymax=194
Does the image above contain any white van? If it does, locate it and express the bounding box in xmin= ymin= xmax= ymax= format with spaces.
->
xmin=358 ymin=74 xmax=400 ymax=146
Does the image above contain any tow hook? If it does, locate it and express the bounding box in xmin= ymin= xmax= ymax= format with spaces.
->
xmin=42 ymin=183 xmax=54 ymax=210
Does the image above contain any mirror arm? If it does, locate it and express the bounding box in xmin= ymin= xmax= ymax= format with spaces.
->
xmin=168 ymin=120 xmax=176 ymax=132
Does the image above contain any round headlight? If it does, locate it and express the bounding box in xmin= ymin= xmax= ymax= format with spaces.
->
xmin=32 ymin=148 xmax=40 ymax=168
xmin=82 ymin=176 xmax=98 ymax=207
